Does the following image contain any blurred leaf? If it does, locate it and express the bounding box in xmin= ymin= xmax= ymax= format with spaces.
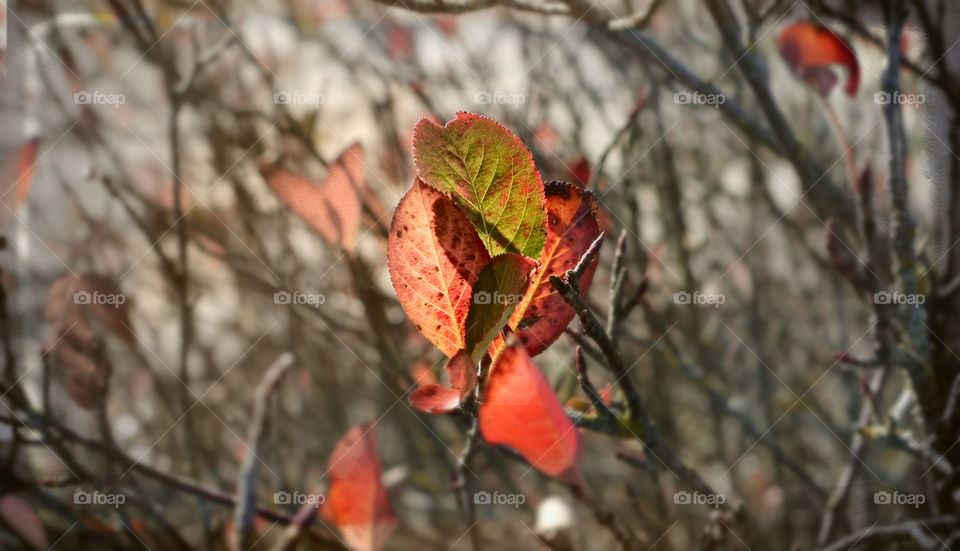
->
xmin=409 ymin=350 xmax=475 ymax=414
xmin=777 ymin=22 xmax=860 ymax=97
xmin=263 ymin=143 xmax=364 ymax=251
xmin=3 ymin=139 xmax=39 ymax=209
xmin=322 ymin=423 xmax=396 ymax=551
xmin=0 ymin=494 xmax=47 ymax=550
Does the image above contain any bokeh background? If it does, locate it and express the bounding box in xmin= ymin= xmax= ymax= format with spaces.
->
xmin=1 ymin=0 xmax=958 ymax=549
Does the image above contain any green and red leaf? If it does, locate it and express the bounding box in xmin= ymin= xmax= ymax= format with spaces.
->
xmin=508 ymin=181 xmax=601 ymax=356
xmin=263 ymin=142 xmax=364 ymax=251
xmin=387 ymin=180 xmax=490 ymax=357
xmin=409 ymin=350 xmax=476 ymax=414
xmin=465 ymin=253 xmax=537 ymax=360
xmin=479 ymin=336 xmax=581 ymax=478
xmin=778 ymin=22 xmax=860 ymax=98
xmin=322 ymin=423 xmax=396 ymax=551
xmin=413 ymin=112 xmax=547 ymax=259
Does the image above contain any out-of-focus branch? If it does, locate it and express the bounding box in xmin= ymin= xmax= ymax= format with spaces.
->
xmin=821 ymin=516 xmax=960 ymax=551
xmin=233 ymin=353 xmax=295 ymax=551
xmin=551 ymin=236 xmax=728 ymax=510
xmin=370 ymin=0 xmax=571 ymax=15
xmin=701 ymin=0 xmax=857 ymax=228
xmin=607 ymin=0 xmax=664 ymax=30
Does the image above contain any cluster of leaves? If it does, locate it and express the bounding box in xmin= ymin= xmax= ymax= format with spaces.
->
xmin=387 ymin=112 xmax=602 ymax=479
xmin=255 ymin=112 xmax=602 ymax=550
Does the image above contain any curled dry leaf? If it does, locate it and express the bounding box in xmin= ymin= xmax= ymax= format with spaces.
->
xmin=409 ymin=350 xmax=476 ymax=414
xmin=413 ymin=112 xmax=547 ymax=259
xmin=509 ymin=181 xmax=601 ymax=356
xmin=479 ymin=336 xmax=581 ymax=478
xmin=263 ymin=143 xmax=364 ymax=251
xmin=322 ymin=423 xmax=396 ymax=551
xmin=387 ymin=180 xmax=490 ymax=357
xmin=778 ymin=22 xmax=860 ymax=98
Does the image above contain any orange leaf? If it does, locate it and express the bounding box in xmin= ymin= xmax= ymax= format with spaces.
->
xmin=479 ymin=337 xmax=581 ymax=477
xmin=322 ymin=423 xmax=396 ymax=551
xmin=6 ymin=139 xmax=40 ymax=208
xmin=509 ymin=181 xmax=601 ymax=356
xmin=264 ymin=143 xmax=363 ymax=251
xmin=410 ymin=350 xmax=476 ymax=414
xmin=387 ymin=180 xmax=490 ymax=357
xmin=778 ymin=22 xmax=860 ymax=97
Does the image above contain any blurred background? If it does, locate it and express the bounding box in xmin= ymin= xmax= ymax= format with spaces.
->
xmin=1 ymin=0 xmax=958 ymax=549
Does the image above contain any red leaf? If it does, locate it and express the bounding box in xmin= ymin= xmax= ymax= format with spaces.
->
xmin=264 ymin=143 xmax=364 ymax=251
xmin=479 ymin=337 xmax=581 ymax=477
xmin=322 ymin=423 xmax=396 ymax=551
xmin=387 ymin=24 xmax=413 ymax=61
xmin=0 ymin=494 xmax=47 ymax=550
xmin=410 ymin=351 xmax=476 ymax=414
xmin=778 ymin=22 xmax=860 ymax=97
xmin=568 ymin=158 xmax=590 ymax=187
xmin=387 ymin=180 xmax=490 ymax=357
xmin=508 ymin=181 xmax=601 ymax=356
xmin=413 ymin=112 xmax=547 ymax=259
